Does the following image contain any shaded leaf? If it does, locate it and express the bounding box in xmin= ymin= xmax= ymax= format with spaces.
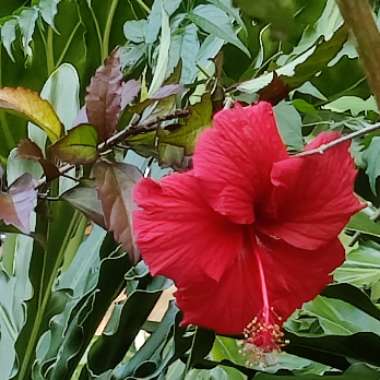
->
xmin=189 ymin=5 xmax=250 ymax=57
xmin=274 ymin=101 xmax=304 ymax=151
xmin=62 ymin=180 xmax=106 ymax=228
xmin=334 ymin=242 xmax=380 ymax=299
xmin=17 ymin=138 xmax=61 ymax=180
xmin=94 ymin=162 xmax=142 ymax=263
xmin=323 ymin=96 xmax=378 ymax=116
xmin=0 ymin=173 xmax=36 ymax=233
xmin=0 ymin=87 xmax=62 ymax=142
xmin=150 ymin=84 xmax=184 ymax=100
xmin=49 ymin=124 xmax=98 ymax=164
xmin=364 ymin=136 xmax=380 ymax=195
xmin=85 ymin=50 xmax=124 ymax=141
xmin=237 ymin=28 xmax=347 ymax=96
xmin=121 ymin=79 xmax=141 ymax=109
xmin=346 ymin=210 xmax=380 ymax=237
xmin=148 ymin=6 xmax=171 ymax=96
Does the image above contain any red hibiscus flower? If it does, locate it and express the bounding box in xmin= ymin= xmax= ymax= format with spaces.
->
xmin=133 ymin=102 xmax=363 ymax=357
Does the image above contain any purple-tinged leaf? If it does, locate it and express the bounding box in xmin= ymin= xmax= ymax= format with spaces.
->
xmin=0 ymin=174 xmax=37 ymax=233
xmin=49 ymin=124 xmax=98 ymax=165
xmin=17 ymin=138 xmax=61 ymax=181
xmin=73 ymin=106 xmax=89 ymax=127
xmin=94 ymin=161 xmax=142 ymax=263
xmin=121 ymin=79 xmax=141 ymax=109
xmin=85 ymin=50 xmax=124 ymax=141
xmin=62 ymin=180 xmax=106 ymax=228
xmin=150 ymin=84 xmax=185 ymax=100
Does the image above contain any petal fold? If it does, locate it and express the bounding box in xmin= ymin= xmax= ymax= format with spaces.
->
xmin=193 ymin=102 xmax=288 ymax=224
xmin=258 ymin=132 xmax=364 ymax=250
xmin=133 ymin=172 xmax=243 ymax=284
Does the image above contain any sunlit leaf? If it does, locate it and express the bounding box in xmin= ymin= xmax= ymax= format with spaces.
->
xmin=0 ymin=87 xmax=63 ymax=142
xmin=49 ymin=124 xmax=98 ymax=164
xmin=94 ymin=161 xmax=142 ymax=263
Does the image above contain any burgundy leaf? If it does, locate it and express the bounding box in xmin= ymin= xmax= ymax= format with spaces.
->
xmin=17 ymin=138 xmax=44 ymax=160
xmin=17 ymin=138 xmax=60 ymax=181
xmin=85 ymin=50 xmax=124 ymax=140
xmin=94 ymin=162 xmax=142 ymax=263
xmin=62 ymin=180 xmax=106 ymax=228
xmin=0 ymin=174 xmax=37 ymax=233
xmin=73 ymin=106 xmax=89 ymax=127
xmin=121 ymin=79 xmax=141 ymax=109
xmin=150 ymin=84 xmax=185 ymax=100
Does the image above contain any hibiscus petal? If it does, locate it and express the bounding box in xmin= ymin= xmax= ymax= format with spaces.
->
xmin=258 ymin=132 xmax=364 ymax=250
xmin=175 ymin=235 xmax=344 ymax=335
xmin=133 ymin=171 xmax=244 ymax=284
xmin=192 ymin=102 xmax=288 ymax=225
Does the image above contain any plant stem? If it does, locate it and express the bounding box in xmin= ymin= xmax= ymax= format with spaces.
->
xmin=337 ymin=0 xmax=380 ymax=109
xmin=46 ymin=27 xmax=55 ymax=74
xmin=35 ymin=109 xmax=190 ymax=188
xmin=182 ymin=328 xmax=198 ymax=379
xmin=295 ymin=122 xmax=380 ymax=157
xmin=102 ymin=0 xmax=119 ymax=61
xmin=136 ymin=0 xmax=150 ymax=13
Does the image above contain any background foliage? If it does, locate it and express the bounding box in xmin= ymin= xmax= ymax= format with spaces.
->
xmin=1 ymin=0 xmax=380 ymax=379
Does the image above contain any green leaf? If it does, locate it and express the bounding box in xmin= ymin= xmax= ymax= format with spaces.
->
xmin=124 ymin=19 xmax=147 ymax=43
xmin=274 ymin=101 xmax=304 ymax=151
xmin=148 ymin=5 xmax=171 ymax=96
xmin=49 ymin=124 xmax=98 ymax=164
xmin=322 ymin=96 xmax=378 ymax=116
xmin=0 ymin=87 xmax=63 ymax=142
xmin=334 ymin=242 xmax=380 ymax=298
xmin=189 ymin=5 xmax=250 ymax=57
xmin=364 ymin=136 xmax=380 ymax=195
xmin=346 ymin=210 xmax=380 ymax=237
xmin=237 ymin=27 xmax=347 ymax=95
xmin=255 ymin=364 xmax=380 ymax=380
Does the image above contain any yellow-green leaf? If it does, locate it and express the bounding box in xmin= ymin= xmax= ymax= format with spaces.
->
xmin=49 ymin=124 xmax=98 ymax=164
xmin=0 ymin=87 xmax=63 ymax=142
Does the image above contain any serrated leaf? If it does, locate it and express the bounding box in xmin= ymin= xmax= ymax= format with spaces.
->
xmin=0 ymin=87 xmax=63 ymax=142
xmin=364 ymin=137 xmax=380 ymax=195
xmin=0 ymin=173 xmax=36 ymax=233
xmin=94 ymin=162 xmax=142 ymax=263
xmin=49 ymin=124 xmax=98 ymax=164
xmin=189 ymin=5 xmax=250 ymax=57
xmin=62 ymin=181 xmax=106 ymax=228
xmin=85 ymin=50 xmax=124 ymax=140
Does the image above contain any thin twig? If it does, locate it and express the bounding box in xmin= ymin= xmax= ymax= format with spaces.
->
xmin=295 ymin=122 xmax=380 ymax=157
xmin=35 ymin=109 xmax=190 ymax=189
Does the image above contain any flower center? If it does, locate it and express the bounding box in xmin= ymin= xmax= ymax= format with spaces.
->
xmin=241 ymin=245 xmax=288 ymax=366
